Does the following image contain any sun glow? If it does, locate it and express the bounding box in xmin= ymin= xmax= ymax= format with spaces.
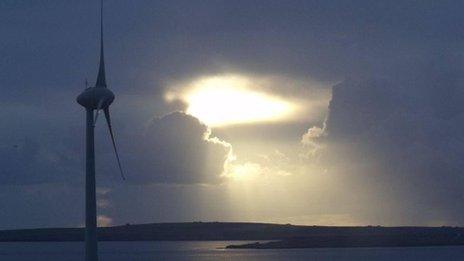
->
xmin=166 ymin=75 xmax=298 ymax=127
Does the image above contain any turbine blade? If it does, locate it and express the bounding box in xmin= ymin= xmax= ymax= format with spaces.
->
xmin=104 ymin=108 xmax=126 ymax=180
xmin=94 ymin=110 xmax=101 ymax=124
xmin=93 ymin=99 xmax=105 ymax=124
xmin=95 ymin=0 xmax=106 ymax=88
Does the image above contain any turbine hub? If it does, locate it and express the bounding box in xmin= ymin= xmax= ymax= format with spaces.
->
xmin=77 ymin=87 xmax=115 ymax=109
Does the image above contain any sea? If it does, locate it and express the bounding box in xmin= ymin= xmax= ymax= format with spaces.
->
xmin=0 ymin=241 xmax=463 ymax=260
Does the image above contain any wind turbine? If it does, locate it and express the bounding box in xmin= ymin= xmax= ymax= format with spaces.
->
xmin=76 ymin=1 xmax=124 ymax=260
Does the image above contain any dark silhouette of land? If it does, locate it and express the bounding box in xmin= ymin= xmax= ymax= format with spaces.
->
xmin=1 ymin=222 xmax=464 ymax=249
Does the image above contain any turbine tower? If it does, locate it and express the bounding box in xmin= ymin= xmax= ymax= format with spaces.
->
xmin=76 ymin=1 xmax=124 ymax=260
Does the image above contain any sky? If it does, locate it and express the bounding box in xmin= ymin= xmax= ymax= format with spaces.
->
xmin=1 ymin=0 xmax=464 ymax=229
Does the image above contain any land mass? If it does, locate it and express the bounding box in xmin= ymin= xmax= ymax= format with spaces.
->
xmin=1 ymin=222 xmax=464 ymax=249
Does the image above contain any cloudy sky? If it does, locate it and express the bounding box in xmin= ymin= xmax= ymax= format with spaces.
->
xmin=2 ymin=0 xmax=464 ymax=229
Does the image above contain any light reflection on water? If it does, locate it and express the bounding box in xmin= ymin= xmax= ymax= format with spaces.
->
xmin=0 ymin=241 xmax=464 ymax=261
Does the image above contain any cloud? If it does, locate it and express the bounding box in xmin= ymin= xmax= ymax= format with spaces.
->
xmin=301 ymin=126 xmax=325 ymax=143
xmin=224 ymin=149 xmax=294 ymax=181
xmin=0 ymin=110 xmax=233 ymax=186
xmin=124 ymin=111 xmax=233 ymax=184
xmin=300 ymin=125 xmax=327 ymax=158
xmin=165 ymin=73 xmax=331 ymax=127
xmin=224 ymin=162 xmax=264 ymax=180
xmin=3 ymin=1 xmax=464 ymax=228
xmin=309 ymin=76 xmax=464 ymax=224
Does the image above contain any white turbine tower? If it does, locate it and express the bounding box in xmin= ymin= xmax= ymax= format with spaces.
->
xmin=76 ymin=1 xmax=124 ymax=260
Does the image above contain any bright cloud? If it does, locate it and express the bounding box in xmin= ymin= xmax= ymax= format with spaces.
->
xmin=165 ymin=74 xmax=329 ymax=127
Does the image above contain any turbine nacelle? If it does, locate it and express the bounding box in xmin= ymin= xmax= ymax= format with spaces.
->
xmin=77 ymin=87 xmax=115 ymax=110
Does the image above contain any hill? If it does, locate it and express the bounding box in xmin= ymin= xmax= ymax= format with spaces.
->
xmin=1 ymin=222 xmax=464 ymax=249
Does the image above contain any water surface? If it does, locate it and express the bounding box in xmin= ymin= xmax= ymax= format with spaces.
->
xmin=1 ymin=241 xmax=463 ymax=260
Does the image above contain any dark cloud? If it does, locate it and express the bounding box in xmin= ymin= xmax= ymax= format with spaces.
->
xmin=123 ymin=111 xmax=231 ymax=184
xmin=311 ymin=74 xmax=464 ymax=224
xmin=4 ymin=0 xmax=464 ymax=103
xmin=3 ymin=0 xmax=464 ymax=227
xmin=0 ymin=111 xmax=231 ymax=186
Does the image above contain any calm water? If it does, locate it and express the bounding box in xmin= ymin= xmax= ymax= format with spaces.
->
xmin=0 ymin=241 xmax=464 ymax=260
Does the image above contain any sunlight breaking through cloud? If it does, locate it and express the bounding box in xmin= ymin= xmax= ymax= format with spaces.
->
xmin=165 ymin=75 xmax=301 ymax=127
